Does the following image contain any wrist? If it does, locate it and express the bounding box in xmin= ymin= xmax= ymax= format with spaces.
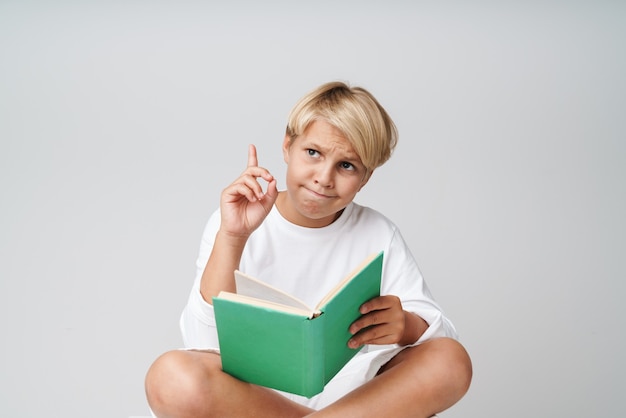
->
xmin=399 ymin=311 xmax=428 ymax=346
xmin=216 ymin=229 xmax=250 ymax=249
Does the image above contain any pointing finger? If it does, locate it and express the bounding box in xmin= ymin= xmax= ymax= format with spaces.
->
xmin=247 ymin=144 xmax=258 ymax=168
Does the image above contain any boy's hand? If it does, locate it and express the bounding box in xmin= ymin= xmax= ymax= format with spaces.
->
xmin=220 ymin=144 xmax=278 ymax=238
xmin=348 ymin=296 xmax=427 ymax=348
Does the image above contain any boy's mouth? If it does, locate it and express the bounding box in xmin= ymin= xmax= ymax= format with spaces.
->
xmin=305 ymin=187 xmax=334 ymax=199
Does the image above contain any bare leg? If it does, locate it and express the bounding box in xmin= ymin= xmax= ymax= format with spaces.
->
xmin=306 ymin=337 xmax=472 ymax=418
xmin=145 ymin=350 xmax=315 ymax=418
xmin=145 ymin=338 xmax=471 ymax=418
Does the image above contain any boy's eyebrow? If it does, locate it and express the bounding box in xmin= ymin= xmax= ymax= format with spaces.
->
xmin=302 ymin=139 xmax=362 ymax=162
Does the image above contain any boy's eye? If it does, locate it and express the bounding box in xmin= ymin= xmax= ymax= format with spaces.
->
xmin=340 ymin=162 xmax=355 ymax=171
xmin=306 ymin=149 xmax=320 ymax=157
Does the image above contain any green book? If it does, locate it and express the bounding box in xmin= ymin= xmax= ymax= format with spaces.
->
xmin=212 ymin=251 xmax=383 ymax=398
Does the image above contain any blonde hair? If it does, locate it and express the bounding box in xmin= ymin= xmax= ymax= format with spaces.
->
xmin=286 ymin=81 xmax=398 ymax=172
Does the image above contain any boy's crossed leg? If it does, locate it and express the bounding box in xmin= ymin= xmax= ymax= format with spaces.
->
xmin=145 ymin=337 xmax=471 ymax=418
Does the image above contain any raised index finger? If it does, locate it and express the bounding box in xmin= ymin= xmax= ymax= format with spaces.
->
xmin=247 ymin=144 xmax=258 ymax=168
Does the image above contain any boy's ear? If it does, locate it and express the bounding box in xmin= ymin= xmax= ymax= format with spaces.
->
xmin=282 ymin=134 xmax=292 ymax=163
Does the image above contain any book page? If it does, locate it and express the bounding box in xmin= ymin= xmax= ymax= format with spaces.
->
xmin=216 ymin=291 xmax=315 ymax=318
xmin=315 ymin=252 xmax=380 ymax=310
xmin=234 ymin=270 xmax=315 ymax=313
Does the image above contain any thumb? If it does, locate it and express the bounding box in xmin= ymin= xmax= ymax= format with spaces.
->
xmin=261 ymin=179 xmax=279 ymax=209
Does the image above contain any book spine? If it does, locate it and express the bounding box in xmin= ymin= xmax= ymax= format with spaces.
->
xmin=302 ymin=315 xmax=325 ymax=398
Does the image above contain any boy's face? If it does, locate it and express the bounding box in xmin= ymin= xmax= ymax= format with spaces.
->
xmin=279 ymin=119 xmax=371 ymax=228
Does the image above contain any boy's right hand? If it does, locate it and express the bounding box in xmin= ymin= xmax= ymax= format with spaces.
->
xmin=219 ymin=144 xmax=278 ymax=238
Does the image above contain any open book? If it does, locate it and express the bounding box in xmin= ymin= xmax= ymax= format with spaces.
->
xmin=212 ymin=251 xmax=383 ymax=398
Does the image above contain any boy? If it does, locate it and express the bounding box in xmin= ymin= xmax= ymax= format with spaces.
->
xmin=146 ymin=82 xmax=472 ymax=417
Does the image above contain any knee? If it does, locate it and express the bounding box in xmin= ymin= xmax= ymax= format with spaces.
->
xmin=429 ymin=337 xmax=473 ymax=396
xmin=145 ymin=350 xmax=219 ymax=417
xmin=145 ymin=351 xmax=194 ymax=416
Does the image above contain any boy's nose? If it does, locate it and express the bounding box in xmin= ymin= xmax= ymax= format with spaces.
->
xmin=314 ymin=164 xmax=334 ymax=188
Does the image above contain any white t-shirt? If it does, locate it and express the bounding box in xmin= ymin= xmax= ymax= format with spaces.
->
xmin=180 ymin=201 xmax=458 ymax=408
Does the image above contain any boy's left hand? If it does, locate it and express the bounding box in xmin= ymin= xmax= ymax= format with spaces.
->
xmin=348 ymin=296 xmax=424 ymax=349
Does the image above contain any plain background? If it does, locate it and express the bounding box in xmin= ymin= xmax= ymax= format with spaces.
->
xmin=1 ymin=1 xmax=624 ymax=417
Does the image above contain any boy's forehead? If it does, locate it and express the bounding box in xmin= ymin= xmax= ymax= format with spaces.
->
xmin=300 ymin=124 xmax=361 ymax=161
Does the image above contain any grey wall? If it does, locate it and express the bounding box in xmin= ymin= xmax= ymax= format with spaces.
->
xmin=1 ymin=1 xmax=624 ymax=417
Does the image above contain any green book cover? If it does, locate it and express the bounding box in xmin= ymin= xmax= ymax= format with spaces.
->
xmin=212 ymin=251 xmax=383 ymax=398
